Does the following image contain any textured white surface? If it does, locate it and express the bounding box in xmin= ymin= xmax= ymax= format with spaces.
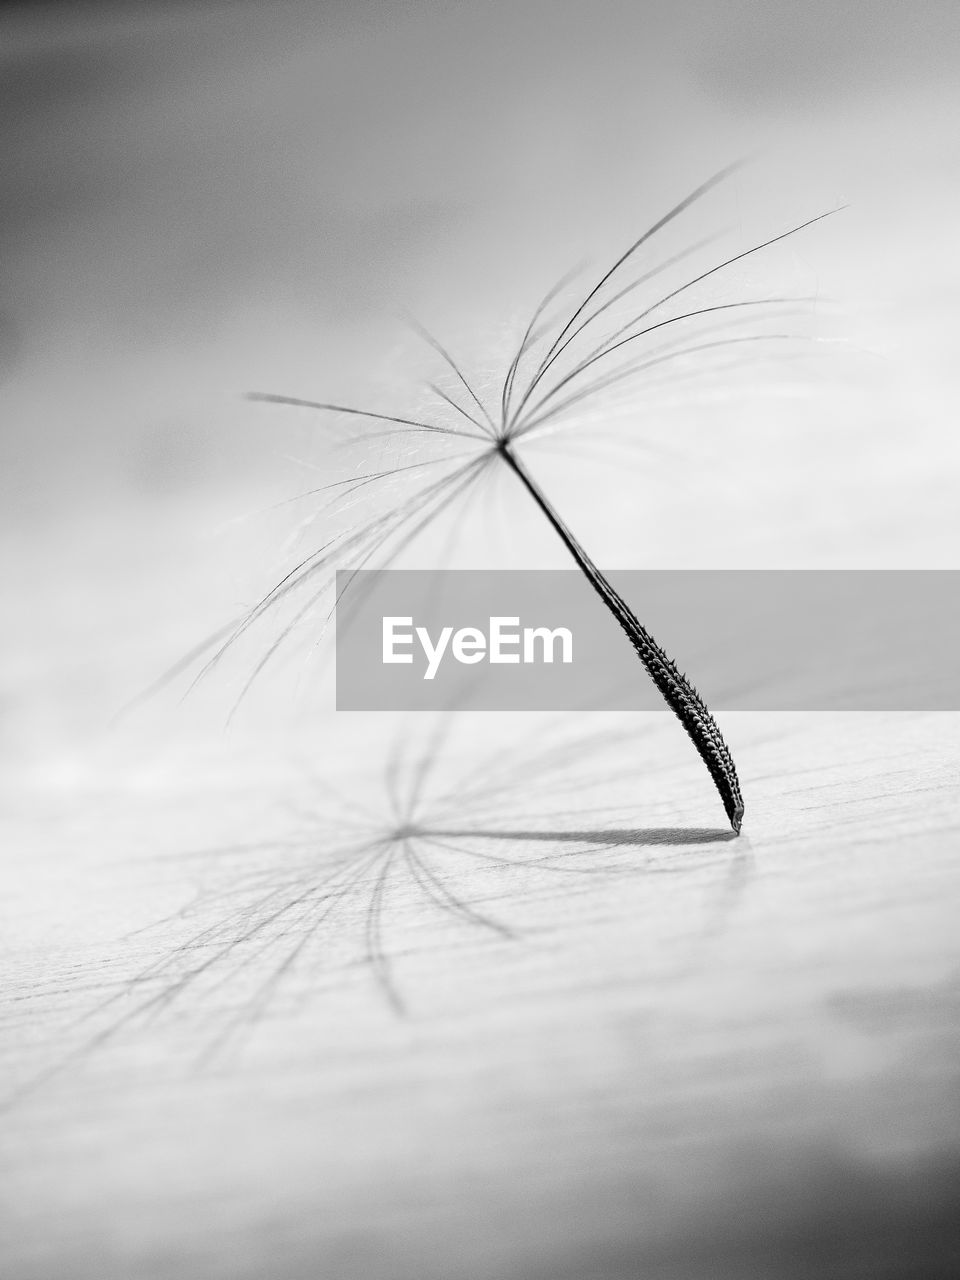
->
xmin=4 ymin=706 xmax=960 ymax=1279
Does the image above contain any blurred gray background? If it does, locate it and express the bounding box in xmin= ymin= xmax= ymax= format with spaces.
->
xmin=3 ymin=0 xmax=958 ymax=511
xmin=3 ymin=0 xmax=960 ymax=745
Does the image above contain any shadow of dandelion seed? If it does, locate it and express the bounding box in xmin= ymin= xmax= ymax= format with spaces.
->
xmin=5 ymin=718 xmax=748 ymax=1100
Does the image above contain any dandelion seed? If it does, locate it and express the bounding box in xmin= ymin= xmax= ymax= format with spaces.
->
xmin=177 ymin=166 xmax=842 ymax=833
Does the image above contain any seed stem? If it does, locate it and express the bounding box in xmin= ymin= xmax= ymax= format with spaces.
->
xmin=498 ymin=439 xmax=744 ymax=833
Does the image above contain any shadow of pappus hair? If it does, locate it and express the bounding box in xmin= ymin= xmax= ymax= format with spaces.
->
xmin=6 ymin=715 xmax=752 ymax=1101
